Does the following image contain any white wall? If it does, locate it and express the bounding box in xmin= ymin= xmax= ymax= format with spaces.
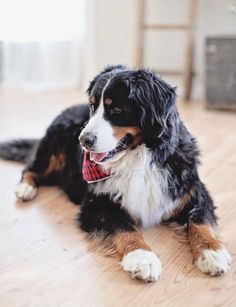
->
xmin=84 ymin=0 xmax=137 ymax=88
xmin=89 ymin=0 xmax=236 ymax=100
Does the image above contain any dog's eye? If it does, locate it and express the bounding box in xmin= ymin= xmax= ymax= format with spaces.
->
xmin=110 ymin=107 xmax=122 ymax=115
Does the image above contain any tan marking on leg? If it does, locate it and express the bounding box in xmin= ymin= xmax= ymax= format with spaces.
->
xmin=22 ymin=171 xmax=38 ymax=186
xmin=188 ymin=222 xmax=221 ymax=262
xmin=112 ymin=231 xmax=151 ymax=259
xmin=21 ymin=154 xmax=65 ymax=186
xmin=44 ymin=154 xmax=65 ymax=176
xmin=112 ymin=126 xmax=142 ymax=148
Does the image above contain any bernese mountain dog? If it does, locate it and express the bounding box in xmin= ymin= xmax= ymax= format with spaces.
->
xmin=0 ymin=65 xmax=231 ymax=282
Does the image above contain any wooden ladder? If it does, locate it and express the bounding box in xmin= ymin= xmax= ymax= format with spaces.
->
xmin=134 ymin=0 xmax=197 ymax=100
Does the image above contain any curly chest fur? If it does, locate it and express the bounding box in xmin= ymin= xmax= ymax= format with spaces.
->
xmin=91 ymin=145 xmax=178 ymax=227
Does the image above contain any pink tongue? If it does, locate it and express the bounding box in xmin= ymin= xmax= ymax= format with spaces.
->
xmin=90 ymin=152 xmax=108 ymax=162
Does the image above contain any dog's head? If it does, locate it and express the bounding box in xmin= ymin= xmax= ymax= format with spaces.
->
xmin=79 ymin=65 xmax=178 ymax=164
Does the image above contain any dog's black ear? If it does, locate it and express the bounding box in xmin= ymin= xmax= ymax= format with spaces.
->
xmin=86 ymin=65 xmax=127 ymax=95
xmin=128 ymin=69 xmax=177 ymax=146
xmin=100 ymin=65 xmax=127 ymax=75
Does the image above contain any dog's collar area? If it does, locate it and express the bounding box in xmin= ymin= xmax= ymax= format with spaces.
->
xmin=82 ymin=152 xmax=112 ymax=183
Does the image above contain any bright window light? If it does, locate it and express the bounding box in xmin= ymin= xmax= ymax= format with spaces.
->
xmin=0 ymin=0 xmax=86 ymax=42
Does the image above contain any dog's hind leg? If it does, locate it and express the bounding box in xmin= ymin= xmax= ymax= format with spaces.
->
xmin=15 ymin=136 xmax=65 ymax=201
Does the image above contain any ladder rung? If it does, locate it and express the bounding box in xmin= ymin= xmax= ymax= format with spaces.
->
xmin=144 ymin=24 xmax=189 ymax=31
xmin=157 ymin=70 xmax=183 ymax=76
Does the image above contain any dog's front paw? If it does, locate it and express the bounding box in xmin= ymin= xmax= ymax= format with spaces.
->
xmin=121 ymin=249 xmax=162 ymax=282
xmin=15 ymin=182 xmax=37 ymax=201
xmin=195 ymin=248 xmax=231 ymax=276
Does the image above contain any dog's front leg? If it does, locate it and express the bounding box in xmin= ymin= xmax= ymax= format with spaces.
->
xmin=78 ymin=193 xmax=162 ymax=282
xmin=188 ymin=221 xmax=231 ymax=276
xmin=113 ymin=230 xmax=162 ymax=282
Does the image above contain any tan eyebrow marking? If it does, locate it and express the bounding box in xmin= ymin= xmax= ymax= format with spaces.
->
xmin=89 ymin=96 xmax=96 ymax=104
xmin=104 ymin=98 xmax=112 ymax=106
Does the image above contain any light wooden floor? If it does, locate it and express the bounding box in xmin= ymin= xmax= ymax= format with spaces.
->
xmin=0 ymin=90 xmax=236 ymax=307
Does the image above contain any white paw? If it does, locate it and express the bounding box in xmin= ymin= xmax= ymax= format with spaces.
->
xmin=195 ymin=248 xmax=231 ymax=276
xmin=121 ymin=249 xmax=162 ymax=282
xmin=15 ymin=182 xmax=37 ymax=201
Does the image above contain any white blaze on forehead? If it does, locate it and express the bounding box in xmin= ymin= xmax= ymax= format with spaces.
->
xmin=80 ymin=79 xmax=118 ymax=152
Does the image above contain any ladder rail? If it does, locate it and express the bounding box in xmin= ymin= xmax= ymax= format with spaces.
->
xmin=134 ymin=0 xmax=197 ymax=100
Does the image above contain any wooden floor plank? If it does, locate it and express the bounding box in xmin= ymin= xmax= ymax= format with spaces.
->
xmin=0 ymin=91 xmax=235 ymax=307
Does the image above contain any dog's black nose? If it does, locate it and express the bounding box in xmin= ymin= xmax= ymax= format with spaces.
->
xmin=79 ymin=132 xmax=96 ymax=150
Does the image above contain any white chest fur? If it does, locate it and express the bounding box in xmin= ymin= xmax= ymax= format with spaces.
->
xmin=92 ymin=145 xmax=176 ymax=228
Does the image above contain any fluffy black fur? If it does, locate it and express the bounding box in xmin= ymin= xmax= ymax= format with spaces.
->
xmin=0 ymin=65 xmax=217 ymax=236
xmin=79 ymin=193 xmax=136 ymax=234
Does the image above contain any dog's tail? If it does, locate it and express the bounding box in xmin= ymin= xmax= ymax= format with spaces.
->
xmin=0 ymin=139 xmax=38 ymax=163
